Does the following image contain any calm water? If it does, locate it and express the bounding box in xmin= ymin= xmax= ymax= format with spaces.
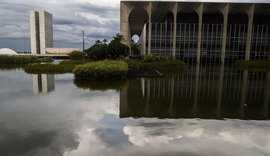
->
xmin=0 ymin=64 xmax=269 ymax=156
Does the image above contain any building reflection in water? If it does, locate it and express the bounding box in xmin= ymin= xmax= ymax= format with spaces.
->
xmin=32 ymin=74 xmax=55 ymax=94
xmin=120 ymin=64 xmax=270 ymax=120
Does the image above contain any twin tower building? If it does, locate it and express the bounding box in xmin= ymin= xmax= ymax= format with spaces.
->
xmin=29 ymin=10 xmax=78 ymax=55
xmin=30 ymin=10 xmax=53 ymax=55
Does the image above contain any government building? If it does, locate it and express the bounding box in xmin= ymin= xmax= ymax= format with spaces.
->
xmin=30 ymin=10 xmax=53 ymax=55
xmin=120 ymin=0 xmax=270 ymax=63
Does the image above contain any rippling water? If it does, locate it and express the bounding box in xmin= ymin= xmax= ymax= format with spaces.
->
xmin=0 ymin=64 xmax=269 ymax=156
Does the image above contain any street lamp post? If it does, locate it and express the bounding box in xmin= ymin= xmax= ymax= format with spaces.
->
xmin=16 ymin=25 xmax=26 ymax=53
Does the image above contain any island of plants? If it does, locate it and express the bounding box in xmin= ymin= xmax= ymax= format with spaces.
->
xmin=24 ymin=51 xmax=87 ymax=74
xmin=1 ymin=34 xmax=186 ymax=80
xmin=73 ymin=60 xmax=129 ymax=80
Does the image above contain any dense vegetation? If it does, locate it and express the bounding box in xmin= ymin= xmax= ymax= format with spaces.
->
xmin=143 ymin=54 xmax=169 ymax=62
xmin=23 ymin=59 xmax=87 ymax=74
xmin=0 ymin=55 xmax=53 ymax=65
xmin=127 ymin=60 xmax=185 ymax=76
xmin=68 ymin=51 xmax=86 ymax=60
xmin=234 ymin=60 xmax=270 ymax=70
xmin=73 ymin=60 xmax=129 ymax=80
xmin=85 ymin=33 xmax=129 ymax=60
xmin=59 ymin=59 xmax=86 ymax=65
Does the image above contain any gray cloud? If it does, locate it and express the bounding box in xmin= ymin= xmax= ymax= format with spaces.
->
xmin=0 ymin=0 xmax=120 ymax=51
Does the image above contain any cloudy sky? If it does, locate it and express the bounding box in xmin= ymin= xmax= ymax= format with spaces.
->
xmin=0 ymin=0 xmax=269 ymax=52
xmin=0 ymin=0 xmax=120 ymax=51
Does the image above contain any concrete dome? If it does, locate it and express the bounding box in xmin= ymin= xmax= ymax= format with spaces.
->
xmin=0 ymin=48 xmax=18 ymax=55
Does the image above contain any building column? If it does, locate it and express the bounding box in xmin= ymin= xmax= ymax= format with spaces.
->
xmin=221 ymin=4 xmax=229 ymax=64
xmin=196 ymin=4 xmax=203 ymax=63
xmin=240 ymin=70 xmax=248 ymax=119
xmin=263 ymin=72 xmax=270 ymax=119
xmin=145 ymin=79 xmax=151 ymax=117
xmin=169 ymin=77 xmax=175 ymax=117
xmin=147 ymin=2 xmax=152 ymax=55
xmin=245 ymin=4 xmax=255 ymax=61
xmin=172 ymin=3 xmax=178 ymax=59
xmin=217 ymin=64 xmax=224 ymax=119
xmin=193 ymin=63 xmax=200 ymax=117
xmin=120 ymin=2 xmax=132 ymax=49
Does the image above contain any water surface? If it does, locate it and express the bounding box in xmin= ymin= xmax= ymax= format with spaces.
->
xmin=0 ymin=65 xmax=269 ymax=156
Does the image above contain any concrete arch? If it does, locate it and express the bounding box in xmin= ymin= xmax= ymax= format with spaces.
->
xmin=177 ymin=11 xmax=199 ymax=23
xmin=253 ymin=13 xmax=270 ymax=25
xmin=151 ymin=7 xmax=173 ymax=23
xmin=203 ymin=12 xmax=224 ymax=24
xmin=202 ymin=3 xmax=225 ymax=23
xmin=129 ymin=7 xmax=149 ymax=36
xmin=228 ymin=13 xmax=248 ymax=24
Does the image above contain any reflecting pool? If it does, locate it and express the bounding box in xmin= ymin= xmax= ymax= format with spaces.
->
xmin=0 ymin=64 xmax=269 ymax=156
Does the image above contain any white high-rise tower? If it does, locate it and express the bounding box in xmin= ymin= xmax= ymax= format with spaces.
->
xmin=30 ymin=10 xmax=53 ymax=54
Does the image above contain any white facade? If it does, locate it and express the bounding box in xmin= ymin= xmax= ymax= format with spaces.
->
xmin=30 ymin=10 xmax=53 ymax=55
xmin=32 ymin=74 xmax=55 ymax=94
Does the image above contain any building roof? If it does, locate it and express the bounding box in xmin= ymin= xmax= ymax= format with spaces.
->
xmin=0 ymin=48 xmax=18 ymax=55
xmin=121 ymin=0 xmax=270 ymax=4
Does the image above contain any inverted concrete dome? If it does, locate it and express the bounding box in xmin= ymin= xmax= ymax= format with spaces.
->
xmin=0 ymin=48 xmax=18 ymax=55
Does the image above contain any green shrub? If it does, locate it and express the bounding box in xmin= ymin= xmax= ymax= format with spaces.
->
xmin=85 ymin=43 xmax=109 ymax=60
xmin=68 ymin=51 xmax=86 ymax=60
xmin=37 ymin=57 xmax=54 ymax=63
xmin=127 ymin=60 xmax=185 ymax=72
xmin=73 ymin=60 xmax=129 ymax=80
xmin=0 ymin=55 xmax=53 ymax=64
xmin=143 ymin=54 xmax=169 ymax=62
xmin=108 ymin=33 xmax=130 ymax=59
xmin=24 ymin=64 xmax=76 ymax=74
xmin=59 ymin=59 xmax=86 ymax=65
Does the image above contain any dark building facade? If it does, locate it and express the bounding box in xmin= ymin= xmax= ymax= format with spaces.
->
xmin=120 ymin=0 xmax=270 ymax=63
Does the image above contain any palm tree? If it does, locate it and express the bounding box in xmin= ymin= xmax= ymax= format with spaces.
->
xmin=112 ymin=33 xmax=124 ymax=43
xmin=95 ymin=40 xmax=101 ymax=44
xmin=103 ymin=39 xmax=108 ymax=44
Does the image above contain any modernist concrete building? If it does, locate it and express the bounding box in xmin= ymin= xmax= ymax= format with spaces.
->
xmin=30 ymin=10 xmax=53 ymax=55
xmin=120 ymin=0 xmax=270 ymax=63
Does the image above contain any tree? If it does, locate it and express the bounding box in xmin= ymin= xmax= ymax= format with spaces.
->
xmin=103 ymin=39 xmax=108 ymax=44
xmin=95 ymin=40 xmax=102 ymax=44
xmin=85 ymin=43 xmax=108 ymax=60
xmin=112 ymin=33 xmax=124 ymax=43
xmin=108 ymin=33 xmax=129 ymax=59
xmin=131 ymin=40 xmax=141 ymax=56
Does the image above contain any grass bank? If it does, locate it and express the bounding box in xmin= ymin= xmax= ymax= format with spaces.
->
xmin=234 ymin=60 xmax=270 ymax=71
xmin=22 ymin=58 xmax=185 ymax=79
xmin=23 ymin=59 xmax=86 ymax=74
xmin=0 ymin=64 xmax=25 ymax=71
xmin=59 ymin=59 xmax=86 ymax=65
xmin=24 ymin=64 xmax=76 ymax=74
xmin=0 ymin=55 xmax=53 ymax=65
xmin=73 ymin=60 xmax=129 ymax=80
